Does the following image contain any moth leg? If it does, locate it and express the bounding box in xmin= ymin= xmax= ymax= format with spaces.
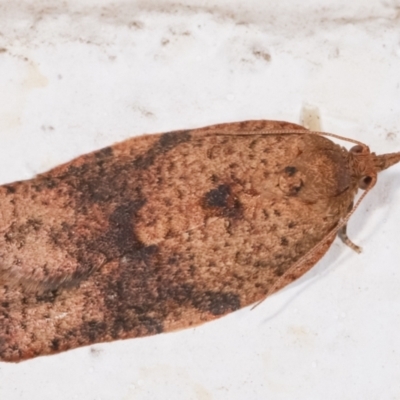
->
xmin=338 ymin=224 xmax=362 ymax=254
xmin=337 ymin=202 xmax=362 ymax=254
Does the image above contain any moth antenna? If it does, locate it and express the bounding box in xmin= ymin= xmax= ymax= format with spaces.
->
xmin=216 ymin=128 xmax=368 ymax=147
xmin=251 ymin=178 xmax=375 ymax=310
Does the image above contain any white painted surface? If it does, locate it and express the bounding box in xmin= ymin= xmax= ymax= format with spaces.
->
xmin=0 ymin=1 xmax=400 ymax=399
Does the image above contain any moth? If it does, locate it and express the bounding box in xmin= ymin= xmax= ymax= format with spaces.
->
xmin=0 ymin=120 xmax=398 ymax=362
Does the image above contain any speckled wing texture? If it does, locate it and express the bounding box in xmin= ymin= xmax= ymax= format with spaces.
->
xmin=0 ymin=120 xmax=359 ymax=362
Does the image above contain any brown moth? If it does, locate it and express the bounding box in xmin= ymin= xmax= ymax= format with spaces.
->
xmin=0 ymin=120 xmax=399 ymax=362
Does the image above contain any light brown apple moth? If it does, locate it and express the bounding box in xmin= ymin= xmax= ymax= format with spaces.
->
xmin=0 ymin=120 xmax=398 ymax=362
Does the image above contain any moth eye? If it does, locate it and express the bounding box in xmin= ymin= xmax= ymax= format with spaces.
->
xmin=350 ymin=145 xmax=364 ymax=154
xmin=359 ymin=176 xmax=372 ymax=189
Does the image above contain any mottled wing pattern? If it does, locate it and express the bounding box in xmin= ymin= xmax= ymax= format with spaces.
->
xmin=0 ymin=120 xmax=357 ymax=361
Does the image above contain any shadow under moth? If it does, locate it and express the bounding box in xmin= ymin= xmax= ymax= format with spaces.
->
xmin=0 ymin=119 xmax=399 ymax=362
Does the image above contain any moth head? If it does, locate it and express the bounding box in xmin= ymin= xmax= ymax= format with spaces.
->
xmin=349 ymin=144 xmax=377 ymax=190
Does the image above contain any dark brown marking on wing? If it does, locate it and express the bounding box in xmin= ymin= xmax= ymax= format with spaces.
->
xmin=133 ymin=131 xmax=191 ymax=169
xmin=202 ymin=184 xmax=243 ymax=219
xmin=191 ymin=291 xmax=241 ymax=316
xmin=284 ymin=166 xmax=297 ymax=176
xmin=80 ymin=320 xmax=108 ymax=343
xmin=94 ymin=200 xmax=148 ymax=259
xmin=95 ymin=146 xmax=113 ymax=159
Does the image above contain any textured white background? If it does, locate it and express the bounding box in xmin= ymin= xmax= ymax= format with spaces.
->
xmin=0 ymin=1 xmax=400 ymax=399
